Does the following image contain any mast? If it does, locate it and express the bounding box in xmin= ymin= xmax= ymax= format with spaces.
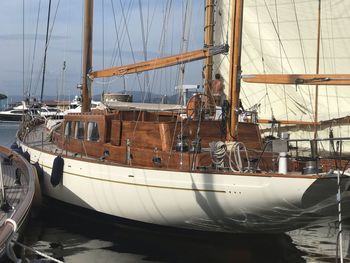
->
xmin=204 ymin=0 xmax=215 ymax=99
xmin=82 ymin=0 xmax=93 ymax=113
xmin=40 ymin=0 xmax=52 ymax=102
xmin=227 ymin=0 xmax=244 ymax=141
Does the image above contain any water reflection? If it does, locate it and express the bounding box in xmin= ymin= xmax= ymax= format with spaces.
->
xmin=21 ymin=205 xmax=308 ymax=263
xmin=290 ymin=222 xmax=350 ymax=263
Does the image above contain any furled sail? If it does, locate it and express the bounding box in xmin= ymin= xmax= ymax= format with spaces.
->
xmin=214 ymin=0 xmax=350 ymax=139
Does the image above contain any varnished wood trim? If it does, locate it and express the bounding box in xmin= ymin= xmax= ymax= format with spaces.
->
xmin=243 ymin=74 xmax=350 ymax=85
xmin=258 ymin=119 xmax=321 ymax=125
xmin=24 ymin=143 xmax=320 ymax=180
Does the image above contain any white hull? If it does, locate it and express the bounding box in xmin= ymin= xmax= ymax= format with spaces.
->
xmin=19 ymin=142 xmax=350 ymax=233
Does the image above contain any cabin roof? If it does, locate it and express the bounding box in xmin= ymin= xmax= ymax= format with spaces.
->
xmin=105 ymin=101 xmax=183 ymax=112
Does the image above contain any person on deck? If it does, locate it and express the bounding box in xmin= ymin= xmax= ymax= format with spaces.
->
xmin=210 ymin=73 xmax=224 ymax=106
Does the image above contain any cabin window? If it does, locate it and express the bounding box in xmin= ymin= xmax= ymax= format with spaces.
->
xmin=74 ymin=121 xmax=85 ymax=140
xmin=64 ymin=121 xmax=72 ymax=137
xmin=87 ymin=122 xmax=99 ymax=142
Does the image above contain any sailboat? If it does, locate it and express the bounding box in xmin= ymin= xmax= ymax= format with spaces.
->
xmin=17 ymin=0 xmax=350 ymax=233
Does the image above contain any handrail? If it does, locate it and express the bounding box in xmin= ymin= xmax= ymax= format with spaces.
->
xmin=287 ymin=137 xmax=350 ymax=142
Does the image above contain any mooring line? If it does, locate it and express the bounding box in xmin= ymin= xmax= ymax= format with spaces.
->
xmin=12 ymin=240 xmax=64 ymax=263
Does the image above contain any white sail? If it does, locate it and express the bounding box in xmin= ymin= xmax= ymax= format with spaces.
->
xmin=214 ymin=0 xmax=350 ymax=139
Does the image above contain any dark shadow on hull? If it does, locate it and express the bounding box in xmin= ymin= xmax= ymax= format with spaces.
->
xmin=301 ymin=176 xmax=350 ymax=220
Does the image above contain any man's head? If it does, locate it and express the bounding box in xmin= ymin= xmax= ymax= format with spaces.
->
xmin=215 ymin=73 xmax=221 ymax=80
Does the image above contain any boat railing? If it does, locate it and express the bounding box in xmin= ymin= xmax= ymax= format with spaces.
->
xmin=287 ymin=137 xmax=350 ymax=159
xmin=260 ymin=136 xmax=350 ymax=174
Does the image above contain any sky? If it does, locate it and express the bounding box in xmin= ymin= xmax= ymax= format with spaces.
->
xmin=0 ymin=0 xmax=205 ymax=100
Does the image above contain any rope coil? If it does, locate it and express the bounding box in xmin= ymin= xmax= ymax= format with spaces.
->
xmin=209 ymin=141 xmax=226 ymax=167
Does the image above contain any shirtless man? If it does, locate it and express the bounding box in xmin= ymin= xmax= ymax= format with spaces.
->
xmin=210 ymin=73 xmax=224 ymax=106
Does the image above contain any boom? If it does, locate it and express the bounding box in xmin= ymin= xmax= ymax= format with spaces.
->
xmin=242 ymin=74 xmax=350 ymax=86
xmin=89 ymin=45 xmax=228 ymax=79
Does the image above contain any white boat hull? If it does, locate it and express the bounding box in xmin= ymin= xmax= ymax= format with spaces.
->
xmin=20 ymin=143 xmax=350 ymax=233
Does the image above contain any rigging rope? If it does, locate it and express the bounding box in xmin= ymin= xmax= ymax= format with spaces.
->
xmin=226 ymin=0 xmax=231 ymax=45
xmin=326 ymin=1 xmax=341 ymax=129
xmin=58 ymin=0 xmax=71 ymax=103
xmin=273 ymin=0 xmax=289 ymax=122
xmin=109 ymin=0 xmax=131 ymax=93
xmin=175 ymin=0 xmax=192 ymax=100
xmin=12 ymin=240 xmax=64 ymax=263
xmin=102 ymin=0 xmax=105 ymax=91
xmin=22 ymin=0 xmax=25 ymax=99
xmin=28 ymin=0 xmax=42 ymax=98
xmin=118 ymin=0 xmax=146 ymax=102
xmin=138 ymin=0 xmax=152 ymax=102
xmin=256 ymin=0 xmax=274 ymax=119
xmin=291 ymin=0 xmax=314 ymax=123
xmin=157 ymin=0 xmax=174 ymax=96
xmin=32 ymin=0 xmax=62 ymax=97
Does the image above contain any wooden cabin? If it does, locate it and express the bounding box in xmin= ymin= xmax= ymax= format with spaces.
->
xmin=52 ymin=110 xmax=264 ymax=171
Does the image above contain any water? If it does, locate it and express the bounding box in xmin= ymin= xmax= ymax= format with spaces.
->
xmin=0 ymin=123 xmax=19 ymax=147
xmin=0 ymin=123 xmax=349 ymax=263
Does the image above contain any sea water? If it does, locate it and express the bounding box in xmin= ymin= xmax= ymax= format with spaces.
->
xmin=0 ymin=124 xmax=348 ymax=263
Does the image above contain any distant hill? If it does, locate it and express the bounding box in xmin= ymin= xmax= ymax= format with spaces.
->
xmin=112 ymin=90 xmax=172 ymax=103
xmin=4 ymin=90 xmax=180 ymax=108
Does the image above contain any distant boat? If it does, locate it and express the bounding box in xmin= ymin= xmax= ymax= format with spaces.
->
xmin=0 ymin=94 xmax=7 ymax=100
xmin=0 ymin=101 xmax=63 ymax=123
xmin=38 ymin=106 xmax=64 ymax=119
xmin=0 ymin=101 xmax=35 ymax=122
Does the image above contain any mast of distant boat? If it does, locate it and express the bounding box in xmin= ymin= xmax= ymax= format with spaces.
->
xmin=40 ymin=0 xmax=52 ymax=102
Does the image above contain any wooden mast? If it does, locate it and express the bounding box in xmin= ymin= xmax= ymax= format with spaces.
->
xmin=204 ymin=0 xmax=215 ymax=99
xmin=82 ymin=0 xmax=93 ymax=113
xmin=227 ymin=0 xmax=244 ymax=141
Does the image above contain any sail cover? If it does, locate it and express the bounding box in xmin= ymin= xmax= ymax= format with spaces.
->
xmin=214 ymin=0 xmax=350 ymax=138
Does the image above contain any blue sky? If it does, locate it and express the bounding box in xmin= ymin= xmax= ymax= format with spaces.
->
xmin=0 ymin=0 xmax=205 ymax=99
